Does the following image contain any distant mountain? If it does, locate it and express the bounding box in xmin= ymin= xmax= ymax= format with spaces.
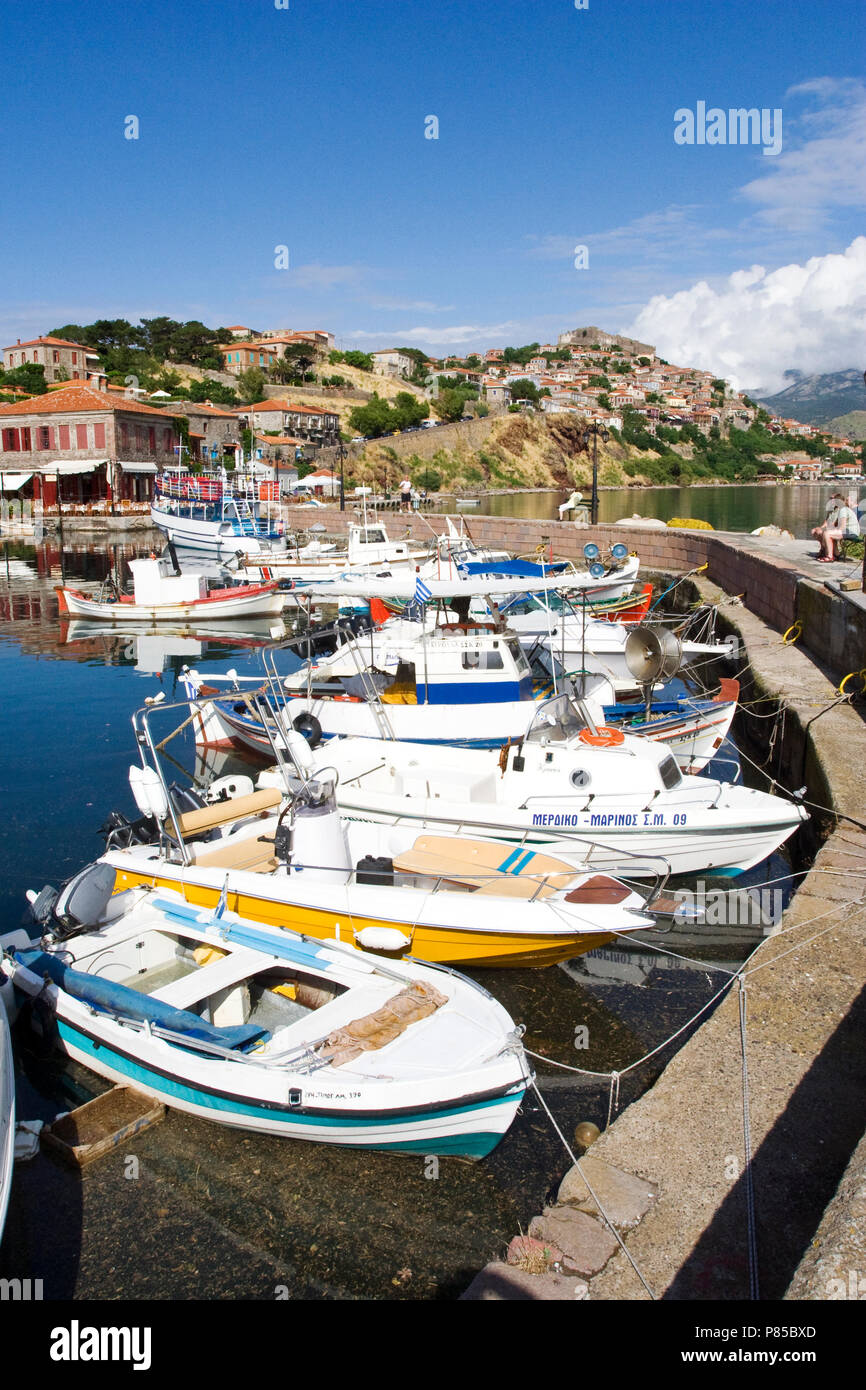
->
xmin=822 ymin=411 xmax=866 ymax=441
xmin=751 ymin=369 xmax=866 ymax=426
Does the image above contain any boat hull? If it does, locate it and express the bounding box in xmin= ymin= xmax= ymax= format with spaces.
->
xmin=106 ymin=858 xmax=624 ymax=968
xmin=51 ymin=1018 xmax=523 ymax=1157
xmin=150 ymin=504 xmax=285 ymax=557
xmin=56 ymin=584 xmax=285 ymax=623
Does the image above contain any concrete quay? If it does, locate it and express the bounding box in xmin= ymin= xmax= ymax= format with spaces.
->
xmin=376 ymin=509 xmax=866 ymax=1300
xmin=462 ymin=582 xmax=866 ymax=1300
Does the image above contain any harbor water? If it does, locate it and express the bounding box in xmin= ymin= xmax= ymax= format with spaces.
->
xmin=440 ymin=482 xmax=861 ymax=535
xmin=0 ymin=536 xmax=800 ymax=1299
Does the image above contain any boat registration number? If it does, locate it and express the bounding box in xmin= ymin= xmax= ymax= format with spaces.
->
xmin=531 ymin=811 xmax=688 ymax=828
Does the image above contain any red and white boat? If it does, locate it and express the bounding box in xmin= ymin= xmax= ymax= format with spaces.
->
xmin=56 ymin=557 xmax=285 ymax=623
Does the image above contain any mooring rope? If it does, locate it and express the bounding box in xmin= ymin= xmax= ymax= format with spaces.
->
xmin=529 ymin=1079 xmax=657 ymax=1300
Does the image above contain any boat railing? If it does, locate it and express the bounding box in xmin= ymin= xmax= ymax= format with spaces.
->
xmin=132 ymin=692 xmax=670 ymax=908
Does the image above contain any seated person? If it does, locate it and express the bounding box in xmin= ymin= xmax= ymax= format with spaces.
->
xmin=819 ymin=500 xmax=861 ymax=561
xmin=812 ymin=494 xmax=844 ymax=558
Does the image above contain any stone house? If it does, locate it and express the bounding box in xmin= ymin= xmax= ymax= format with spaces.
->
xmin=0 ymin=383 xmax=179 ymax=506
xmin=3 ymin=335 xmax=103 ymax=385
xmin=165 ymin=401 xmax=241 ymax=463
xmin=371 ymin=350 xmax=415 ymax=380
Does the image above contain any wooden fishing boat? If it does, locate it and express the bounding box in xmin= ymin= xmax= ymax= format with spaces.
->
xmin=2 ymin=875 xmax=531 ymax=1157
xmin=56 ymin=557 xmax=285 ymax=623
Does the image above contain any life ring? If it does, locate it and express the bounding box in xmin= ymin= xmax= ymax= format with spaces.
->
xmin=578 ymin=725 xmax=625 ymax=748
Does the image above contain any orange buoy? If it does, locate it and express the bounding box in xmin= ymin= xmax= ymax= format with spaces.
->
xmin=578 ymin=725 xmax=625 ymax=748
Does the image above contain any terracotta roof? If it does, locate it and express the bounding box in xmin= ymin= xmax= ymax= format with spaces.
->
xmin=166 ymin=401 xmax=237 ymax=418
xmin=3 ymin=335 xmax=96 ymax=353
xmin=0 ymin=383 xmax=176 ymax=418
xmin=240 ymin=400 xmax=336 ymax=416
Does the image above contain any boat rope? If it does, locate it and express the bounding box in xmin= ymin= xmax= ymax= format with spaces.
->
xmin=728 ymin=733 xmax=866 ymax=833
xmin=738 ymin=975 xmax=760 ymax=1300
xmin=525 ymin=973 xmax=736 ymax=1082
xmin=529 ymin=1079 xmax=657 ymax=1300
xmin=528 ymin=882 xmax=863 ymax=1086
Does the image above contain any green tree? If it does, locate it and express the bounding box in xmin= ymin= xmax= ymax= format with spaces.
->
xmin=507 ymin=378 xmax=540 ymax=404
xmin=342 ymin=350 xmax=374 ymax=371
xmin=187 ymin=377 xmax=238 ymax=405
xmin=348 ymin=394 xmax=397 ymax=438
xmin=432 ymin=388 xmax=469 ymax=422
xmin=236 ymin=368 xmax=267 ymax=403
xmin=391 ymin=392 xmax=429 ymax=429
xmin=0 ymin=362 xmax=47 ymax=394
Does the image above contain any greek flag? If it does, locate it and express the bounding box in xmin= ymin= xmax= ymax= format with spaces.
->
xmin=414 ymin=576 xmax=432 ymax=605
xmin=211 ymin=875 xmax=229 ymax=930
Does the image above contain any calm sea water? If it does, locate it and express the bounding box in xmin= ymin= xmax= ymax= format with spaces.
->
xmin=444 ymin=482 xmax=858 ymax=536
xmin=0 ymin=537 xmax=798 ymax=1299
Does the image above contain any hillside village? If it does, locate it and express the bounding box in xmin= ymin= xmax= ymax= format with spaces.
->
xmin=0 ymin=319 xmax=862 ymax=510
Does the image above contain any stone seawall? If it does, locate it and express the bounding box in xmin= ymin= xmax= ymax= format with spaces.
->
xmin=462 ymin=573 xmax=866 ymax=1301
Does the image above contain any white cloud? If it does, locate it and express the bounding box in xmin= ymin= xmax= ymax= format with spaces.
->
xmin=740 ymin=77 xmax=866 ymax=228
xmin=626 ymin=236 xmax=866 ymax=392
xmin=346 ymin=321 xmax=518 ymax=348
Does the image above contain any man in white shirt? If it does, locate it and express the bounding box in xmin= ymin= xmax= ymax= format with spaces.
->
xmin=399 ymin=477 xmax=412 ymax=510
xmin=818 ymin=500 xmax=860 ymax=561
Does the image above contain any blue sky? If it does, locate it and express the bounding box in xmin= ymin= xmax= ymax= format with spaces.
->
xmin=1 ymin=0 xmax=864 ymax=387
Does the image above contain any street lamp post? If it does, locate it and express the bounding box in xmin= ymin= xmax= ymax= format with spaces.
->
xmin=581 ymin=424 xmax=610 ymax=526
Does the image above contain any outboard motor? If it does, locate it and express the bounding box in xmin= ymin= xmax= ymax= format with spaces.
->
xmin=287 ymin=777 xmax=351 ymax=883
xmin=26 ymin=862 xmax=139 ymax=942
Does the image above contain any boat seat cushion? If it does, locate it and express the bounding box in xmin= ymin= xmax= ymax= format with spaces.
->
xmin=392 ymin=836 xmax=575 ymax=897
xmin=189 ymin=835 xmax=278 ymax=873
xmin=174 ymin=787 xmax=282 ymax=838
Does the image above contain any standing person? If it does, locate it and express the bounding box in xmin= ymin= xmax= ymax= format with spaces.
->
xmin=399 ymin=476 xmax=412 ymax=510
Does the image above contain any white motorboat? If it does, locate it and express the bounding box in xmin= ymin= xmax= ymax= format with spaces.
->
xmin=232 ymin=521 xmax=431 ymax=585
xmin=497 ymin=595 xmax=736 ymax=691
xmin=184 ymin=616 xmax=545 ymax=751
xmin=88 ymin=707 xmax=658 ymax=967
xmin=56 ymin=557 xmax=285 ymax=623
xmin=1 ymin=874 xmax=531 ymax=1158
xmin=259 ymin=692 xmax=808 ymax=879
xmin=151 ymin=470 xmax=287 ymax=557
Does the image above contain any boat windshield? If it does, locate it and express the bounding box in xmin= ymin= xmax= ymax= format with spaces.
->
xmin=525 ymin=693 xmax=585 ymax=743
